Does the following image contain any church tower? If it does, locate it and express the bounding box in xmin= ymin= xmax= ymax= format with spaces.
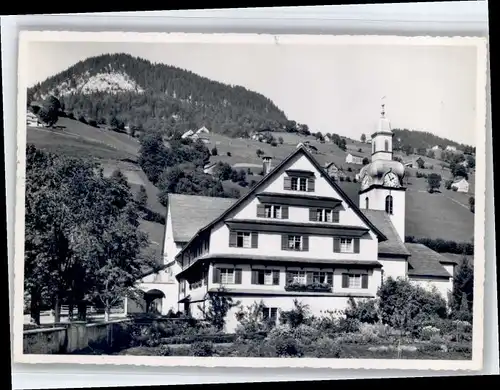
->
xmin=358 ymin=100 xmax=407 ymax=242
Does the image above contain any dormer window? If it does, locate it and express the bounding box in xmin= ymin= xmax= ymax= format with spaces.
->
xmin=291 ymin=177 xmax=307 ymax=191
xmin=283 ymin=170 xmax=316 ymax=192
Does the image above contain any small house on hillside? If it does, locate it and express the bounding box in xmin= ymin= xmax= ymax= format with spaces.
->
xmin=432 ymin=145 xmax=442 ymax=150
xmin=181 ymin=130 xmax=194 ymax=139
xmin=191 ymin=133 xmax=210 ymax=144
xmin=26 ymin=110 xmax=43 ymax=127
xmin=451 ymin=177 xmax=469 ymax=193
xmin=196 ymin=126 xmax=210 ymax=135
xmin=445 ymin=145 xmax=457 ymax=152
xmin=203 ymin=162 xmax=217 ymax=175
xmin=324 ymin=135 xmax=331 ymax=143
xmin=345 ymin=153 xmax=364 ymax=165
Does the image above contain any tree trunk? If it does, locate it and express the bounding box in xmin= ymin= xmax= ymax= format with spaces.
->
xmin=77 ymin=301 xmax=87 ymax=321
xmin=104 ymin=299 xmax=110 ymax=322
xmin=30 ymin=289 xmax=41 ymax=326
xmin=54 ymin=296 xmax=61 ymax=324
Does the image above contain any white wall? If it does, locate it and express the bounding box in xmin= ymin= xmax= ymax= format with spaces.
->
xmin=222 ymin=295 xmax=371 ymax=333
xmin=409 ymin=277 xmax=453 ymax=303
xmin=378 ymin=256 xmax=408 ymax=280
xmin=372 ymin=134 xmax=393 ymax=161
xmin=128 ymin=282 xmax=179 ymax=315
xmin=360 ymin=187 xmax=406 ymax=242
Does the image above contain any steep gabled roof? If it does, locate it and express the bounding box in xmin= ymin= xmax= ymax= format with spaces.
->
xmin=362 ymin=209 xmax=410 ymax=256
xmin=405 ymin=243 xmax=452 ymax=278
xmin=168 ymin=194 xmax=237 ymax=243
xmin=175 ymin=146 xmax=387 ymax=261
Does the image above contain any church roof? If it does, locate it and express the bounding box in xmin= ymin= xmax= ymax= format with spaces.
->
xmin=168 ymin=194 xmax=237 ymax=243
xmin=405 ymin=243 xmax=453 ymax=278
xmin=362 ymin=209 xmax=410 ymax=256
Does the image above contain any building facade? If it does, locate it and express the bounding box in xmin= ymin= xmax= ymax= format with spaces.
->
xmin=130 ymin=104 xmax=458 ymax=331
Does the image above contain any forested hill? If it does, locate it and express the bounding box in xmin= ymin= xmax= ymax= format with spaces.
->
xmin=27 ymin=53 xmax=293 ymax=138
xmin=392 ymin=128 xmax=474 ymax=152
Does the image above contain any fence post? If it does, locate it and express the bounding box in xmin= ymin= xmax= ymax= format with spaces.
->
xmin=67 ymin=321 xmax=88 ymax=353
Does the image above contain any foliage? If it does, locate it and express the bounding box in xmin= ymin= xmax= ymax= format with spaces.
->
xmin=279 ymin=299 xmax=311 ymax=328
xmin=201 ymin=287 xmax=241 ymax=331
xmin=427 ymin=173 xmax=442 ymax=193
xmin=360 ymin=133 xmax=366 ymax=143
xmin=405 ymin=236 xmax=474 ymax=255
xmin=211 ymin=147 xmax=218 ymax=156
xmin=444 ymin=179 xmax=453 ymax=190
xmin=344 ymin=297 xmax=379 ymax=324
xmin=416 ymin=157 xmax=425 ymax=169
xmin=24 ymin=145 xmax=156 ymax=323
xmin=377 ymin=277 xmax=448 ymax=335
xmin=234 ymin=300 xmax=274 ymax=335
xmin=28 ymin=53 xmax=295 ymax=138
xmin=469 ymin=196 xmax=475 ymax=213
xmin=135 ymin=185 xmax=148 ymax=207
xmin=212 ymin=162 xmax=233 ymax=181
xmin=284 ymin=281 xmax=331 ymax=292
xmin=450 ymin=256 xmax=474 ymax=319
xmin=189 ymin=341 xmax=215 ymax=357
xmin=392 ymin=128 xmax=473 ymax=154
xmin=362 ymin=157 xmax=369 ymax=165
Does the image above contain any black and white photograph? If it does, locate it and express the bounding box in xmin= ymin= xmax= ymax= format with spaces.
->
xmin=13 ymin=31 xmax=487 ymax=370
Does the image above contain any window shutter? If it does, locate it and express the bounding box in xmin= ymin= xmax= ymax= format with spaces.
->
xmin=273 ymin=270 xmax=280 ymax=285
xmin=251 ymin=232 xmax=259 ymax=248
xmin=333 ymin=237 xmax=341 ymax=253
xmin=281 ymin=206 xmax=289 ymax=219
xmin=302 ymin=235 xmax=309 ymax=251
xmin=281 ymin=234 xmax=288 ymax=250
xmin=286 ymin=271 xmax=293 ymax=284
xmin=235 ymin=269 xmax=242 ymax=284
xmin=327 ymin=272 xmax=333 ymax=286
xmin=362 ymin=274 xmax=368 ymax=289
xmin=251 ymin=270 xmax=258 ymax=284
xmin=332 ymin=210 xmax=340 ymax=223
xmin=309 ymin=208 xmax=316 ymax=221
xmin=283 ymin=176 xmax=292 ymax=190
xmin=307 ymin=178 xmax=315 ymax=192
xmin=256 ymin=204 xmax=266 ymax=218
xmin=342 ymin=273 xmax=349 ymax=288
xmin=212 ymin=268 xmax=221 ymax=284
xmin=229 ymin=231 xmax=237 ymax=247
xmin=354 ymin=238 xmax=360 ymax=253
xmin=306 ymin=272 xmax=313 ymax=284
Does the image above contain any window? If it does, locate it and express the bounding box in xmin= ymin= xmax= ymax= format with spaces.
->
xmin=340 ymin=238 xmax=353 ymax=253
xmin=384 ymin=140 xmax=389 ymax=152
xmin=220 ymin=268 xmax=235 ymax=284
xmin=262 ymin=307 xmax=278 ymax=323
xmin=265 ymin=205 xmax=282 ymax=219
xmin=288 ymin=235 xmax=302 ymax=251
xmin=291 ymin=271 xmax=307 ymax=284
xmin=236 ymin=232 xmax=251 ymax=248
xmin=313 ymin=271 xmax=333 ymax=285
xmin=385 ymin=195 xmax=393 ymax=215
xmin=348 ymin=274 xmax=362 ymax=288
xmin=291 ymin=177 xmax=307 ymax=191
xmin=342 ymin=273 xmax=369 ymax=289
xmin=365 ymin=197 xmax=369 ymax=209
xmin=311 ymin=209 xmax=338 ymax=222
xmin=253 ymin=269 xmax=280 ymax=285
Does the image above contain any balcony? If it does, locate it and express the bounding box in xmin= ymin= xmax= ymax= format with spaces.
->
xmin=284 ymin=281 xmax=332 ymax=293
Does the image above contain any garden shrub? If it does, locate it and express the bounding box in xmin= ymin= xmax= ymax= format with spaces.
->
xmin=309 ymin=337 xmax=342 ymax=358
xmin=157 ymin=344 xmax=172 ymax=356
xmin=190 ymin=341 xmax=215 ymax=357
xmin=271 ymin=336 xmax=303 ymax=357
xmin=344 ymin=297 xmax=379 ymax=324
xmin=230 ymin=339 xmax=276 ymax=357
xmin=420 ymin=325 xmax=441 ymax=341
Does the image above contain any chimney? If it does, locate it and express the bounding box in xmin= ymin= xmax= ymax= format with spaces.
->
xmin=262 ymin=156 xmax=272 ymax=176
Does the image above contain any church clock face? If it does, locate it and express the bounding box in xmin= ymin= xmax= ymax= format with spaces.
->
xmin=383 ymin=172 xmax=400 ymax=188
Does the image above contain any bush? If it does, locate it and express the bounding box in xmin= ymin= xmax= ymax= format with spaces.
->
xmin=420 ymin=325 xmax=441 ymax=341
xmin=270 ymin=140 xmax=278 ymax=147
xmin=227 ymin=152 xmax=231 ymax=156
xmin=452 ymin=187 xmax=458 ymax=192
xmin=211 ymin=147 xmax=218 ymax=156
xmin=271 ymin=336 xmax=303 ymax=357
xmin=344 ymin=297 xmax=379 ymax=324
xmin=190 ymin=341 xmax=215 ymax=357
xmin=309 ymin=337 xmax=342 ymax=358
xmin=157 ymin=344 xmax=172 ymax=356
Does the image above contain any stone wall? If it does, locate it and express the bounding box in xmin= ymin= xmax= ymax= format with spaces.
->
xmin=23 ymin=319 xmax=130 ymax=355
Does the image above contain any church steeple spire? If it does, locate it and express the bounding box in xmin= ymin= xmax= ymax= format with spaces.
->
xmin=381 ymin=96 xmax=386 ymax=118
xmin=370 ymin=97 xmax=394 ymax=162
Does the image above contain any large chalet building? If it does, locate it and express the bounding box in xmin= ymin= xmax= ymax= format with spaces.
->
xmin=127 ymin=105 xmax=457 ymax=332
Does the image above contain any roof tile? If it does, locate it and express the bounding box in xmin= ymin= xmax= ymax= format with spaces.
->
xmin=362 ymin=209 xmax=411 ymax=256
xmin=405 ymin=243 xmax=452 ymax=278
xmin=168 ymin=194 xmax=237 ymax=243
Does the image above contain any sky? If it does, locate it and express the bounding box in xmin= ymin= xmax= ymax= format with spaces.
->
xmin=25 ymin=40 xmax=479 ymax=146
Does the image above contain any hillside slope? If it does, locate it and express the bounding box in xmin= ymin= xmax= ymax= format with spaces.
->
xmin=28 ymin=53 xmax=294 ymax=138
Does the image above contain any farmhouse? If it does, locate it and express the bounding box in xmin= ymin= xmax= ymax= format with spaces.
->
xmin=345 ymin=153 xmax=364 ymax=165
xmin=324 ymin=161 xmax=346 ymax=181
xmin=445 ymin=145 xmax=457 ymax=152
xmin=128 ymin=104 xmax=457 ymax=331
xmin=432 ymin=145 xmax=442 ymax=151
xmin=451 ymin=177 xmax=470 ymax=193
xmin=26 ymin=111 xmax=43 ymax=127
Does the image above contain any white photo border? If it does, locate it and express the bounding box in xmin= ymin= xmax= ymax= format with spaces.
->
xmin=12 ymin=31 xmax=489 ymax=371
